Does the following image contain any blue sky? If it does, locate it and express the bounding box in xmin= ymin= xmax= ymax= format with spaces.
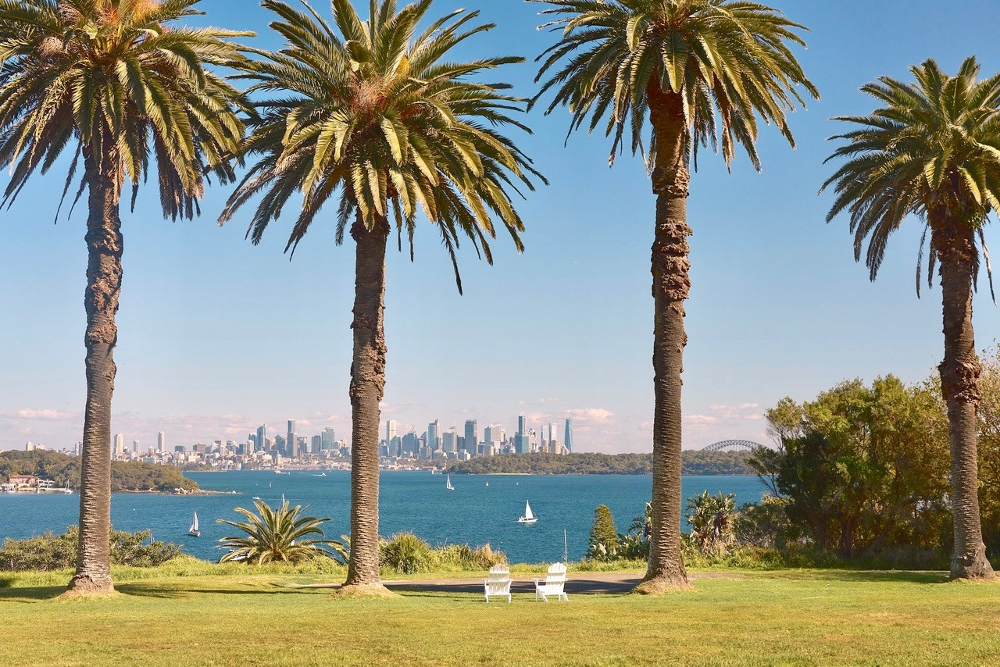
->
xmin=3 ymin=0 xmax=1000 ymax=453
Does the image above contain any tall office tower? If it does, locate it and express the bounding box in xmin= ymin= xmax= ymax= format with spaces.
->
xmin=442 ymin=430 xmax=457 ymax=453
xmin=564 ymin=419 xmax=574 ymax=453
xmin=401 ymin=432 xmax=420 ymax=457
xmin=245 ymin=438 xmax=255 ymax=455
xmin=113 ymin=433 xmax=125 ymax=459
xmin=157 ymin=431 xmax=166 ymax=453
xmin=257 ymin=424 xmax=267 ymax=451
xmin=311 ymin=435 xmax=322 ymax=453
xmin=427 ymin=420 xmax=440 ymax=451
xmin=385 ymin=420 xmax=397 ymax=443
xmin=548 ymin=423 xmax=556 ymax=443
xmin=132 ymin=440 xmax=140 ymax=454
xmin=464 ymin=420 xmax=478 ymax=457
xmin=287 ymin=420 xmax=297 ymax=458
xmin=517 ymin=415 xmax=526 ymax=436
xmin=322 ymin=427 xmax=336 ymax=450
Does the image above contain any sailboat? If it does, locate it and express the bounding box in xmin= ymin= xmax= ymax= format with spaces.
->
xmin=446 ymin=475 xmax=454 ymax=491
xmin=518 ymin=501 xmax=537 ymax=524
xmin=188 ymin=511 xmax=201 ymax=537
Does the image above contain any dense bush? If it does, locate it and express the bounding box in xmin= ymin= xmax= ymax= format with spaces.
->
xmin=586 ymin=505 xmax=620 ymax=561
xmin=378 ymin=532 xmax=507 ymax=574
xmin=447 ymin=451 xmax=753 ymax=476
xmin=0 ymin=527 xmax=181 ymax=572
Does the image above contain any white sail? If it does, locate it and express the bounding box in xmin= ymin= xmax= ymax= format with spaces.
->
xmin=446 ymin=475 xmax=454 ymax=490
xmin=190 ymin=512 xmax=199 ymax=532
xmin=524 ymin=501 xmax=534 ymax=520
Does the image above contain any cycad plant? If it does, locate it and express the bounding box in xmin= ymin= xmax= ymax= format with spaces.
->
xmin=218 ymin=499 xmax=334 ymax=564
xmin=0 ymin=0 xmax=248 ymax=595
xmin=824 ymin=57 xmax=1000 ymax=580
xmin=530 ymin=0 xmax=817 ymax=591
xmin=221 ymin=0 xmax=541 ymax=594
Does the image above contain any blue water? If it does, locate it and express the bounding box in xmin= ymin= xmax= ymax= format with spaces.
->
xmin=0 ymin=471 xmax=766 ymax=563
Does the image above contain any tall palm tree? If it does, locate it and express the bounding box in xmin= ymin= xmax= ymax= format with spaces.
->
xmin=0 ymin=0 xmax=249 ymax=595
xmin=823 ymin=57 xmax=999 ymax=580
xmin=530 ymin=0 xmax=817 ymax=592
xmin=220 ymin=0 xmax=542 ymax=595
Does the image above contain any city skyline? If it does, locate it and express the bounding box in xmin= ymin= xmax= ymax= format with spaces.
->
xmin=4 ymin=1 xmax=1000 ymax=453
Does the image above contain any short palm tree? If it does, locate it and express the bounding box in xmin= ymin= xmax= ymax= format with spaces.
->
xmin=220 ymin=0 xmax=541 ymax=594
xmin=823 ymin=57 xmax=999 ymax=580
xmin=0 ymin=0 xmax=248 ymax=594
xmin=218 ymin=499 xmax=334 ymax=564
xmin=530 ymin=0 xmax=817 ymax=592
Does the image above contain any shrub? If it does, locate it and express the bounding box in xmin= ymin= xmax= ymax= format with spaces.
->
xmin=218 ymin=499 xmax=334 ymax=564
xmin=379 ymin=532 xmax=434 ymax=574
xmin=0 ymin=527 xmax=181 ymax=572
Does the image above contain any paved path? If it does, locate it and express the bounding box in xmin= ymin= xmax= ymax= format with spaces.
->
xmin=385 ymin=572 xmax=656 ymax=595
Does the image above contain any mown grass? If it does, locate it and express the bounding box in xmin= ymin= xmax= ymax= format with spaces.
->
xmin=2 ymin=564 xmax=999 ymax=666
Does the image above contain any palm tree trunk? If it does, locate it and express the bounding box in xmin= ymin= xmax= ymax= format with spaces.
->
xmin=66 ymin=159 xmax=122 ymax=596
xmin=341 ymin=214 xmax=391 ymax=595
xmin=636 ymin=81 xmax=692 ymax=593
xmin=934 ymin=222 xmax=995 ymax=580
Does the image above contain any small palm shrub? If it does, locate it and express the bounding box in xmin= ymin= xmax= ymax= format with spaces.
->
xmin=217 ymin=500 xmax=334 ymax=564
xmin=686 ymin=491 xmax=737 ymax=556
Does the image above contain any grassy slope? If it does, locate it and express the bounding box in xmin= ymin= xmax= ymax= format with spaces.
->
xmin=2 ymin=566 xmax=999 ymax=666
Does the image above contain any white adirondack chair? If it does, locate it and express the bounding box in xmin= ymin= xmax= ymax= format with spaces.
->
xmin=483 ymin=564 xmax=512 ymax=603
xmin=533 ymin=562 xmax=569 ymax=602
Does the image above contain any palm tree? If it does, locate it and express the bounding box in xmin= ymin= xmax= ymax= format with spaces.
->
xmin=823 ymin=57 xmax=999 ymax=580
xmin=220 ymin=0 xmax=542 ymax=595
xmin=0 ymin=0 xmax=249 ymax=595
xmin=530 ymin=0 xmax=817 ymax=592
xmin=218 ymin=499 xmax=335 ymax=564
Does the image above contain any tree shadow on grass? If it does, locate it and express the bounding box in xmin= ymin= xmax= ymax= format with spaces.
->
xmin=0 ymin=585 xmax=65 ymax=602
xmin=764 ymin=570 xmax=951 ymax=585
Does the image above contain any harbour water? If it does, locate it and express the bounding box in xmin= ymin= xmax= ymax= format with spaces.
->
xmin=0 ymin=471 xmax=766 ymax=563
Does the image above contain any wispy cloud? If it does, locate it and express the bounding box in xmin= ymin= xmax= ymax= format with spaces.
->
xmin=0 ymin=409 xmax=77 ymax=421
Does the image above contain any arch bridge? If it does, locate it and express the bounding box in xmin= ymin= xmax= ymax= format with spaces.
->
xmin=702 ymin=440 xmax=765 ymax=453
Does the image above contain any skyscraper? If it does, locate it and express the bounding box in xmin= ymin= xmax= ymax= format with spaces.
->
xmin=464 ymin=420 xmax=478 ymax=458
xmin=428 ymin=420 xmax=440 ymax=452
xmin=287 ymin=420 xmax=297 ymax=458
xmin=157 ymin=431 xmax=166 ymax=453
xmin=565 ymin=419 xmax=574 ymax=453
xmin=442 ymin=429 xmax=457 ymax=453
xmin=517 ymin=415 xmax=526 ymax=436
xmin=113 ymin=433 xmax=125 ymax=459
xmin=385 ymin=420 xmax=397 ymax=443
xmin=322 ymin=427 xmax=336 ymax=451
xmin=548 ymin=422 xmax=556 ymax=443
xmin=257 ymin=424 xmax=267 ymax=451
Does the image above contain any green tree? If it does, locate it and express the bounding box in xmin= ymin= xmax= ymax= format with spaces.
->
xmin=975 ymin=345 xmax=1000 ymax=556
xmin=530 ymin=0 xmax=817 ymax=592
xmin=752 ymin=377 xmax=951 ymax=558
xmin=218 ymin=499 xmax=334 ymax=565
xmin=221 ymin=0 xmax=541 ymax=595
xmin=0 ymin=0 xmax=248 ymax=595
xmin=823 ymin=58 xmax=1000 ymax=579
xmin=587 ymin=504 xmax=620 ymax=561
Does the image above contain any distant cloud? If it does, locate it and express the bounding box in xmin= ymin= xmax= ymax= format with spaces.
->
xmin=0 ymin=409 xmax=77 ymax=421
xmin=565 ymin=408 xmax=618 ymax=425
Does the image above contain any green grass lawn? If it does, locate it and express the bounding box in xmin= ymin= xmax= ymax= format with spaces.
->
xmin=2 ymin=565 xmax=998 ymax=666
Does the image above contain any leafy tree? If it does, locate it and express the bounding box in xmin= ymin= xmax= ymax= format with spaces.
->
xmin=530 ymin=0 xmax=817 ymax=592
xmin=221 ymin=0 xmax=540 ymax=594
xmin=685 ymin=491 xmax=736 ymax=555
xmin=0 ymin=0 xmax=248 ymax=595
xmin=751 ymin=377 xmax=951 ymax=558
xmin=218 ymin=499 xmax=334 ymax=565
xmin=823 ymin=57 xmax=1000 ymax=580
xmin=975 ymin=345 xmax=1000 ymax=556
xmin=587 ymin=505 xmax=620 ymax=561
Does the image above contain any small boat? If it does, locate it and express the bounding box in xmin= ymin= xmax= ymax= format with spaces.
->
xmin=485 ymin=482 xmax=489 ymax=487
xmin=518 ymin=501 xmax=537 ymax=524
xmin=446 ymin=475 xmax=454 ymax=491
xmin=188 ymin=511 xmax=201 ymax=537
xmin=252 ymin=496 xmax=262 ymax=501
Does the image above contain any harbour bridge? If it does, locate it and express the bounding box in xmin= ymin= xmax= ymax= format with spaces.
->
xmin=702 ymin=439 xmax=765 ymax=453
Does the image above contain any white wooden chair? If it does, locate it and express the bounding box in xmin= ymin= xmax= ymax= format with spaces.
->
xmin=483 ymin=564 xmax=512 ymax=603
xmin=533 ymin=562 xmax=569 ymax=602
